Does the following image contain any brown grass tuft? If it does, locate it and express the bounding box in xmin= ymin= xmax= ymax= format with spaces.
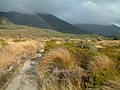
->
xmin=39 ymin=48 xmax=77 ymax=74
xmin=88 ymin=55 xmax=116 ymax=72
xmin=39 ymin=48 xmax=85 ymax=90
xmin=0 ymin=40 xmax=41 ymax=68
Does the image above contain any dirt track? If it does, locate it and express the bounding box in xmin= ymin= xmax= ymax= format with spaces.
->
xmin=0 ymin=46 xmax=44 ymax=90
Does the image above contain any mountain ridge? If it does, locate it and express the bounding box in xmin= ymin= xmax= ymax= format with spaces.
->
xmin=0 ymin=11 xmax=88 ymax=34
xmin=75 ymin=24 xmax=120 ymax=37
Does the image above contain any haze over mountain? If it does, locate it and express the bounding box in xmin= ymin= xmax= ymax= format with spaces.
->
xmin=75 ymin=24 xmax=120 ymax=37
xmin=0 ymin=12 xmax=88 ymax=34
xmin=0 ymin=0 xmax=120 ymax=25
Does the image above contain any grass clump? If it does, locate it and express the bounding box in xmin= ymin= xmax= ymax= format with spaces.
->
xmin=44 ymin=40 xmax=57 ymax=51
xmin=13 ymin=38 xmax=27 ymax=42
xmin=40 ymin=48 xmax=77 ymax=74
xmin=42 ymin=40 xmax=120 ymax=89
xmin=84 ymin=70 xmax=120 ymax=88
xmin=88 ymin=55 xmax=116 ymax=72
xmin=75 ymin=49 xmax=94 ymax=69
xmin=84 ymin=55 xmax=120 ymax=89
xmin=98 ymin=44 xmax=120 ymax=61
xmin=0 ymin=39 xmax=8 ymax=47
xmin=39 ymin=48 xmax=85 ymax=90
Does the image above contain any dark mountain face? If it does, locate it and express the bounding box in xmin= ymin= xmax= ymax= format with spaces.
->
xmin=75 ymin=24 xmax=120 ymax=37
xmin=0 ymin=12 xmax=88 ymax=34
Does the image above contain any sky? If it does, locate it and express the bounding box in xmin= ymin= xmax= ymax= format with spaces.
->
xmin=0 ymin=0 xmax=120 ymax=25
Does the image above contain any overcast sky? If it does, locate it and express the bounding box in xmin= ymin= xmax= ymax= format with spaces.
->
xmin=0 ymin=0 xmax=120 ymax=25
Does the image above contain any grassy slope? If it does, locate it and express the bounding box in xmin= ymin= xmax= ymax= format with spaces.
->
xmin=0 ymin=26 xmax=64 ymax=38
xmin=0 ymin=24 xmax=108 ymax=39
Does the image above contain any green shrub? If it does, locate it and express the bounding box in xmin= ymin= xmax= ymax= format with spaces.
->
xmin=44 ymin=40 xmax=77 ymax=53
xmin=44 ymin=40 xmax=58 ymax=51
xmin=98 ymin=45 xmax=120 ymax=61
xmin=61 ymin=42 xmax=77 ymax=53
xmin=84 ymin=70 xmax=120 ymax=88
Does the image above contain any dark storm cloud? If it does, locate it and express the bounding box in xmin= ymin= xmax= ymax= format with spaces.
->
xmin=0 ymin=0 xmax=120 ymax=25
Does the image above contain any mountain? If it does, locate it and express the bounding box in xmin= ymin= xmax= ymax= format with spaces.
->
xmin=0 ymin=11 xmax=88 ymax=34
xmin=0 ymin=17 xmax=106 ymax=39
xmin=0 ymin=16 xmax=66 ymax=38
xmin=75 ymin=24 xmax=120 ymax=37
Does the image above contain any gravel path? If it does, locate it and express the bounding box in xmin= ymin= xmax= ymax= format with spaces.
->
xmin=5 ymin=53 xmax=42 ymax=90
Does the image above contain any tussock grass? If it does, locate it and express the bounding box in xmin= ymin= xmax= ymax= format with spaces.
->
xmin=84 ymin=54 xmax=119 ymax=88
xmin=39 ymin=48 xmax=78 ymax=75
xmin=0 ymin=40 xmax=41 ymax=68
xmin=39 ymin=40 xmax=120 ymax=89
xmin=0 ymin=39 xmax=8 ymax=47
xmin=75 ymin=49 xmax=94 ymax=70
xmin=88 ymin=55 xmax=116 ymax=72
xmin=39 ymin=48 xmax=85 ymax=90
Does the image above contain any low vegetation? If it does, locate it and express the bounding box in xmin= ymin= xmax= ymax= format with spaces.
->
xmin=114 ymin=35 xmax=120 ymax=40
xmin=0 ymin=39 xmax=40 ymax=68
xmin=38 ymin=39 xmax=120 ymax=90
xmin=0 ymin=18 xmax=120 ymax=89
xmin=0 ymin=14 xmax=120 ymax=90
xmin=39 ymin=48 xmax=85 ymax=90
xmin=0 ymin=39 xmax=8 ymax=47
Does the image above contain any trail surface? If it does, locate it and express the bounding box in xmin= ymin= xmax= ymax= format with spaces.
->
xmin=5 ymin=52 xmax=42 ymax=90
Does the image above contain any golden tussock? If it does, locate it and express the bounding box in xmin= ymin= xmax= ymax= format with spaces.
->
xmin=89 ymin=55 xmax=116 ymax=72
xmin=39 ymin=48 xmax=77 ymax=74
xmin=0 ymin=40 xmax=41 ymax=68
xmin=39 ymin=48 xmax=85 ymax=90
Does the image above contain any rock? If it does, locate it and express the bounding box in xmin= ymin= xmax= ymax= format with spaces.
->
xmin=6 ymin=59 xmax=40 ymax=90
xmin=40 ymin=49 xmax=44 ymax=53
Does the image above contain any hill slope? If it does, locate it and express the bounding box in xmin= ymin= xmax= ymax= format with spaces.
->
xmin=0 ymin=12 xmax=88 ymax=34
xmin=0 ymin=16 xmax=15 ymax=28
xmin=75 ymin=24 xmax=120 ymax=37
xmin=0 ymin=17 xmax=107 ymax=39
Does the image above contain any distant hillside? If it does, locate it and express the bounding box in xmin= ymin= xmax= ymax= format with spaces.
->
xmin=0 ymin=17 xmax=107 ymax=39
xmin=0 ymin=16 xmax=15 ymax=28
xmin=0 ymin=12 xmax=88 ymax=34
xmin=75 ymin=24 xmax=120 ymax=37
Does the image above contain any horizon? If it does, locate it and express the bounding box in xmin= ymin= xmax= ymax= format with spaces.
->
xmin=0 ymin=0 xmax=120 ymax=25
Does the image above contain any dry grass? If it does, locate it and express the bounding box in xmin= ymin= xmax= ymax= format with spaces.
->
xmin=95 ymin=40 xmax=120 ymax=48
xmin=0 ymin=39 xmax=41 ymax=68
xmin=105 ymin=80 xmax=120 ymax=89
xmin=88 ymin=55 xmax=116 ymax=72
xmin=39 ymin=48 xmax=77 ymax=75
xmin=75 ymin=49 xmax=94 ymax=70
xmin=38 ymin=40 xmax=120 ymax=90
xmin=39 ymin=48 xmax=85 ymax=90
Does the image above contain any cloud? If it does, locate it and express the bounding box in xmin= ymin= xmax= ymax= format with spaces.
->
xmin=0 ymin=0 xmax=120 ymax=25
